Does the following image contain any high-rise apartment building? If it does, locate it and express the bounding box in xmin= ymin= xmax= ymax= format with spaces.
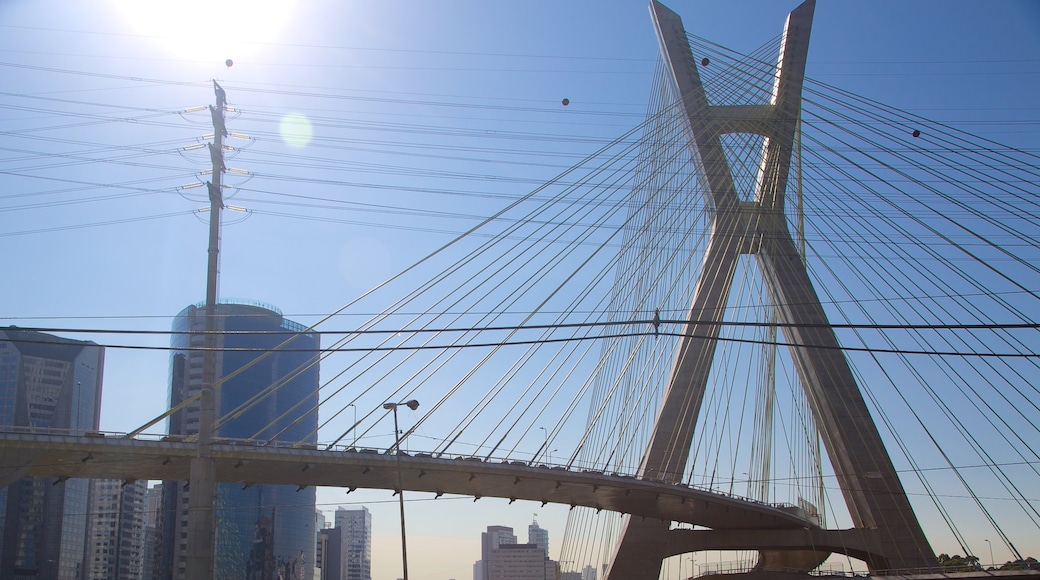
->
xmin=143 ymin=483 xmax=164 ymax=580
xmin=0 ymin=328 xmax=104 ymax=579
xmin=315 ymin=510 xmax=326 ymax=577
xmin=561 ymin=569 xmax=594 ymax=580
xmin=527 ymin=519 xmax=549 ymax=559
xmin=561 ymin=565 xmax=596 ymax=580
xmin=335 ymin=506 xmax=372 ymax=580
xmin=158 ymin=302 xmax=320 ymax=580
xmin=476 ymin=526 xmax=517 ymax=580
xmin=487 ymin=544 xmax=550 ymax=580
xmin=476 ymin=526 xmax=521 ymax=580
xmin=87 ymin=478 xmax=147 ymax=579
xmin=317 ymin=526 xmax=341 ymax=580
xmin=476 ymin=523 xmax=560 ymax=580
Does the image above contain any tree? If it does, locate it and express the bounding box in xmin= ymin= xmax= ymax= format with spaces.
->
xmin=937 ymin=554 xmax=982 ymax=572
xmin=999 ymin=557 xmax=1040 ymax=571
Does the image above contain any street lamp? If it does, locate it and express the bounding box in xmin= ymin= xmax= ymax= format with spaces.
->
xmin=348 ymin=403 xmax=357 ymax=448
xmin=383 ymin=399 xmax=419 ymax=580
xmin=985 ymin=539 xmax=993 ymax=569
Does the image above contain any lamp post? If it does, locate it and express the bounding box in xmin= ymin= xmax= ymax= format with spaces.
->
xmin=384 ymin=399 xmax=419 ymax=580
xmin=348 ymin=403 xmax=357 ymax=448
xmin=985 ymin=539 xmax=993 ymax=569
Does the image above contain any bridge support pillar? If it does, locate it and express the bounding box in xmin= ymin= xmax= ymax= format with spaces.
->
xmin=608 ymin=519 xmax=672 ymax=580
xmin=185 ymin=454 xmax=216 ymax=578
xmin=607 ymin=2 xmax=936 ymax=578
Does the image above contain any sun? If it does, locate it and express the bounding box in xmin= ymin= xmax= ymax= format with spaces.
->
xmin=110 ymin=0 xmax=295 ymax=62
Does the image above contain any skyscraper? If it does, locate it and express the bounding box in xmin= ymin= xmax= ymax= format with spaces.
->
xmin=477 ymin=523 xmax=559 ymax=580
xmin=315 ymin=510 xmax=327 ymax=579
xmin=87 ymin=478 xmax=147 ymax=579
xmin=335 ymin=506 xmax=372 ymax=580
xmin=143 ymin=483 xmax=164 ymax=580
xmin=527 ymin=519 xmax=549 ymax=559
xmin=0 ymin=327 xmax=104 ymax=579
xmin=487 ymin=544 xmax=549 ymax=580
xmin=476 ymin=526 xmax=517 ymax=580
xmin=317 ymin=526 xmax=341 ymax=580
xmin=158 ymin=302 xmax=320 ymax=580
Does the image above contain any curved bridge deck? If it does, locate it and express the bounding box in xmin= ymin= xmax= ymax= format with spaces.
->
xmin=0 ymin=430 xmax=814 ymax=531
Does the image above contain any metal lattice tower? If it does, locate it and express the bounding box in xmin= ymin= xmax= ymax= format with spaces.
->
xmin=606 ymin=2 xmax=938 ymax=577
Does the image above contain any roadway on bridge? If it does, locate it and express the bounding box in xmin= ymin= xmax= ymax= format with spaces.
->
xmin=0 ymin=431 xmax=815 ymax=532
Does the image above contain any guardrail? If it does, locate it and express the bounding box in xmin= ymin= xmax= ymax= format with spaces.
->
xmin=869 ymin=566 xmax=1040 ymax=577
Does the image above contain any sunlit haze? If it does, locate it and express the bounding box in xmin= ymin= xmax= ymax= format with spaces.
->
xmin=110 ymin=0 xmax=294 ymax=61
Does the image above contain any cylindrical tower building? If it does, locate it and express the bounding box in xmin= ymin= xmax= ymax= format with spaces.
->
xmin=159 ymin=302 xmax=319 ymax=580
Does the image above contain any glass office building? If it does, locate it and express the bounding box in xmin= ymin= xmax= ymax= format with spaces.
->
xmin=0 ymin=327 xmax=104 ymax=579
xmin=159 ymin=302 xmax=319 ymax=580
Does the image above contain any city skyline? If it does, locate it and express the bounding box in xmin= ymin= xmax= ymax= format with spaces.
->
xmin=1 ymin=1 xmax=1038 ymax=579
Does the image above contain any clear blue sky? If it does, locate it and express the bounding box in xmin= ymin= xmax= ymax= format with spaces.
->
xmin=1 ymin=1 xmax=1037 ymax=579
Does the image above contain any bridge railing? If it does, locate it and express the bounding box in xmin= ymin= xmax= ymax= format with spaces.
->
xmin=0 ymin=425 xmax=120 ymax=438
xmin=867 ymin=566 xmax=1035 ymax=577
xmin=697 ymin=563 xmax=1018 ymax=579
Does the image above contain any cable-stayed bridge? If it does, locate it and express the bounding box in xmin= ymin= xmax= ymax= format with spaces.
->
xmin=3 ymin=1 xmax=1039 ymax=578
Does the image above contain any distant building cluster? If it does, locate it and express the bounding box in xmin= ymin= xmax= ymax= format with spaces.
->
xmin=0 ymin=318 xmax=599 ymax=580
xmin=0 ymin=302 xmax=333 ymax=580
xmin=472 ymin=520 xmax=595 ymax=580
xmin=313 ymin=505 xmax=374 ymax=580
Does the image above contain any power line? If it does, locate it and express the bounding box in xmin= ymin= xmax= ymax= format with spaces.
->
xmin=4 ymin=327 xmax=1036 ymax=358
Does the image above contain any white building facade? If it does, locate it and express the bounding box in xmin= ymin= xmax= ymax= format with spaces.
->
xmin=335 ymin=506 xmax=372 ymax=580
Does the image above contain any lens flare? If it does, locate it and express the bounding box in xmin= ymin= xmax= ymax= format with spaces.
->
xmin=279 ymin=113 xmax=313 ymax=148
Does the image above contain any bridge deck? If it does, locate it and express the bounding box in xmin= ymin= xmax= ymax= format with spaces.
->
xmin=0 ymin=431 xmax=814 ymax=531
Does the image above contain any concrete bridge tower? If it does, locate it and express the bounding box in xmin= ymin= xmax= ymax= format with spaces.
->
xmin=606 ymin=2 xmax=937 ymax=577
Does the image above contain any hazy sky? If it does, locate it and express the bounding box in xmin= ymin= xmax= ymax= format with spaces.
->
xmin=1 ymin=1 xmax=1037 ymax=578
